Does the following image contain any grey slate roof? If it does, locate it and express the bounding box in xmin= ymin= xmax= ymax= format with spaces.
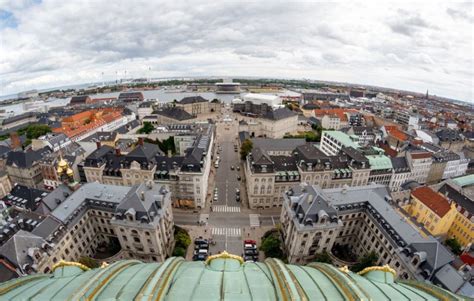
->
xmin=438 ymin=183 xmax=474 ymax=215
xmin=36 ymin=185 xmax=73 ymax=214
xmin=262 ymin=107 xmax=296 ymax=120
xmin=154 ymin=107 xmax=194 ymax=121
xmin=31 ymin=216 xmax=61 ymax=239
xmin=51 ymin=182 xmax=130 ymax=223
xmin=0 ymin=230 xmax=45 ymax=268
xmin=391 ymin=157 xmax=410 ymax=173
xmin=287 ymin=184 xmax=339 ymax=227
xmin=178 ymin=96 xmax=208 ymax=104
xmin=2 ymin=185 xmax=48 ymax=211
xmin=436 ymin=129 xmax=462 ymax=142
xmin=252 ymin=138 xmax=306 ymax=153
xmin=115 ymin=183 xmax=168 ymax=222
xmin=6 ymin=148 xmax=50 ymax=169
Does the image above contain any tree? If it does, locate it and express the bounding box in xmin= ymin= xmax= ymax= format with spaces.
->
xmin=211 ymin=98 xmax=220 ymax=103
xmin=240 ymin=139 xmax=253 ymax=160
xmin=174 ymin=226 xmax=191 ymax=249
xmin=351 ymin=251 xmax=379 ymax=273
xmin=314 ymin=251 xmax=333 ymax=264
xmin=78 ymin=256 xmax=100 ymax=269
xmin=137 ymin=122 xmax=155 ymax=134
xmin=172 ymin=247 xmax=186 ymax=257
xmin=446 ymin=238 xmax=463 ymax=255
xmin=25 ymin=124 xmax=51 ymax=140
xmin=260 ymin=230 xmax=284 ymax=259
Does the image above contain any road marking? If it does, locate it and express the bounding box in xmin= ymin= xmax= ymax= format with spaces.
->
xmin=249 ymin=214 xmax=260 ymax=227
xmin=212 ymin=205 xmax=241 ymax=213
xmin=271 ymin=216 xmax=275 ymax=226
xmin=212 ymin=227 xmax=242 ymax=237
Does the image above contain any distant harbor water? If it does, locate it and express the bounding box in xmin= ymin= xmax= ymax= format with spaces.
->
xmin=0 ymin=88 xmax=298 ymax=116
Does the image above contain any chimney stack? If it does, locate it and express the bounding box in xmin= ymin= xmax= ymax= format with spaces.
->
xmin=96 ymin=141 xmax=101 ymax=149
xmin=10 ymin=132 xmax=21 ymax=150
xmin=140 ymin=191 xmax=145 ymax=201
xmin=115 ymin=148 xmax=121 ymax=156
xmin=138 ymin=137 xmax=144 ymax=146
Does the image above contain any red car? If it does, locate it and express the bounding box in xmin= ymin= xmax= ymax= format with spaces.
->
xmin=244 ymin=239 xmax=256 ymax=245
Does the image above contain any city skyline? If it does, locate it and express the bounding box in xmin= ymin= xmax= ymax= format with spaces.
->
xmin=0 ymin=1 xmax=473 ymax=102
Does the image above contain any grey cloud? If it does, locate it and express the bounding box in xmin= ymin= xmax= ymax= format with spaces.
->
xmin=446 ymin=6 xmax=474 ymax=23
xmin=0 ymin=1 xmax=472 ymax=101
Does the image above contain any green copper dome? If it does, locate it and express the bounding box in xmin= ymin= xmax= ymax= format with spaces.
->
xmin=0 ymin=254 xmax=465 ymax=300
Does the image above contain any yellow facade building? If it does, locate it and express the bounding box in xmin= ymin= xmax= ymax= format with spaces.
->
xmin=439 ymin=183 xmax=474 ymax=248
xmin=409 ymin=186 xmax=456 ymax=237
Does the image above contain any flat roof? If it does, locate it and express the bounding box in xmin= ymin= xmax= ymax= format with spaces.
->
xmin=452 ymin=174 xmax=474 ymax=187
xmin=366 ymin=155 xmax=393 ymax=170
xmin=323 ymin=131 xmax=360 ymax=149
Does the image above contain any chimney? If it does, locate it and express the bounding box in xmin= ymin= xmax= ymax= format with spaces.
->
xmin=96 ymin=141 xmax=101 ymax=149
xmin=140 ymin=191 xmax=145 ymax=201
xmin=138 ymin=137 xmax=144 ymax=146
xmin=10 ymin=132 xmax=21 ymax=150
xmin=115 ymin=148 xmax=121 ymax=156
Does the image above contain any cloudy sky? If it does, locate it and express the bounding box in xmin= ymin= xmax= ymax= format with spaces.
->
xmin=0 ymin=1 xmax=472 ymax=102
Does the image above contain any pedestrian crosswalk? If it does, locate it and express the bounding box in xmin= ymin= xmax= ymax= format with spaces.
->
xmin=212 ymin=205 xmax=241 ymax=213
xmin=212 ymin=227 xmax=241 ymax=237
xmin=249 ymin=214 xmax=260 ymax=227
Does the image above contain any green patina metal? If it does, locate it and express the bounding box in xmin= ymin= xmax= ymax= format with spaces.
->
xmin=0 ymin=257 xmax=466 ymax=300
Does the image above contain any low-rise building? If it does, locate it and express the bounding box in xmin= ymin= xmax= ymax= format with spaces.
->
xmin=0 ymin=112 xmax=37 ymax=131
xmin=409 ymin=186 xmax=457 ymax=237
xmin=147 ymin=107 xmax=195 ymax=124
xmin=83 ymin=125 xmax=214 ymax=208
xmin=406 ymin=150 xmax=432 ymax=184
xmin=6 ymin=148 xmax=51 ymax=189
xmin=281 ymin=183 xmax=455 ymax=283
xmin=31 ymin=133 xmax=71 ymax=152
xmin=0 ymin=172 xmax=12 ymax=199
xmin=0 ymin=181 xmax=174 ymax=275
xmin=437 ymin=182 xmax=474 ymax=248
xmin=175 ymin=96 xmax=219 ymax=117
xmin=118 ymin=91 xmax=144 ymax=102
xmin=244 ymin=141 xmax=371 ymax=209
xmin=437 ymin=129 xmax=465 ymax=152
xmin=69 ymin=95 xmax=93 ymax=106
xmin=238 ymin=107 xmax=298 ymax=139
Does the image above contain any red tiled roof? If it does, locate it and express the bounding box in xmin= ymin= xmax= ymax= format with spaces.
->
xmin=314 ymin=108 xmax=358 ymax=122
xmin=410 ymin=152 xmax=431 ymax=159
xmin=385 ymin=126 xmax=408 ymax=141
xmin=412 ymin=186 xmax=451 ymax=218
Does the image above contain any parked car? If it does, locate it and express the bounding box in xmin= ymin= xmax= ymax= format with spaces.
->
xmin=243 ymin=255 xmax=255 ymax=262
xmin=194 ymin=238 xmax=208 ymax=245
xmin=237 ymin=175 xmax=241 ymax=181
xmin=236 ymin=166 xmax=240 ymax=171
xmin=244 ymin=240 xmax=257 ymax=245
xmin=236 ymin=188 xmax=240 ymax=195
xmin=231 ymin=165 xmax=235 ymax=170
xmin=193 ymin=254 xmax=207 ymax=261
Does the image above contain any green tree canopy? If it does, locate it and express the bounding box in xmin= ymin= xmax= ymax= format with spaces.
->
xmin=314 ymin=251 xmax=333 ymax=264
xmin=351 ymin=251 xmax=379 ymax=273
xmin=446 ymin=238 xmax=463 ymax=255
xmin=137 ymin=122 xmax=155 ymax=134
xmin=240 ymin=139 xmax=253 ymax=160
xmin=78 ymin=256 xmax=100 ymax=269
xmin=260 ymin=229 xmax=284 ymax=259
xmin=172 ymin=247 xmax=186 ymax=257
xmin=174 ymin=226 xmax=191 ymax=249
xmin=25 ymin=124 xmax=51 ymax=139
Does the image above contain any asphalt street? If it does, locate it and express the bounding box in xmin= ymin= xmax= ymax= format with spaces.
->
xmin=175 ymin=106 xmax=282 ymax=257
